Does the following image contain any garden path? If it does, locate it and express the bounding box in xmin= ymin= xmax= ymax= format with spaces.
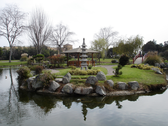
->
xmin=134 ymin=57 xmax=142 ymax=64
xmin=97 ymin=65 xmax=116 ymax=75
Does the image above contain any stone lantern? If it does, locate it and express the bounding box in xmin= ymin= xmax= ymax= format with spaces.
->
xmin=80 ymin=38 xmax=88 ymax=70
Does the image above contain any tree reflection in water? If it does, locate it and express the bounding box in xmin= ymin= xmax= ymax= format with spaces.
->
xmin=0 ymin=68 xmax=29 ymax=125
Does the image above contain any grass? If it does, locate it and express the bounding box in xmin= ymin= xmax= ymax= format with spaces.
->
xmin=0 ymin=60 xmax=27 ymax=67
xmin=106 ymin=65 xmax=166 ymax=85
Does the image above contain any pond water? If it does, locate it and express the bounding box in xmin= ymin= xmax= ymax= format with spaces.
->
xmin=0 ymin=67 xmax=168 ymax=126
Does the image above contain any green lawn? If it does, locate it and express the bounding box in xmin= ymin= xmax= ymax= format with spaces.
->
xmin=106 ymin=65 xmax=166 ymax=85
xmin=55 ymin=64 xmax=166 ymax=86
xmin=0 ymin=60 xmax=27 ymax=66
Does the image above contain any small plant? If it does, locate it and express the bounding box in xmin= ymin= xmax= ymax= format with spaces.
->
xmin=35 ymin=65 xmax=43 ymax=74
xmin=113 ymin=64 xmax=122 ymax=77
xmin=88 ymin=65 xmax=92 ymax=69
xmin=111 ymin=59 xmax=118 ymax=63
xmin=17 ymin=66 xmax=32 ymax=79
xmin=40 ymin=71 xmax=55 ymax=88
xmin=69 ymin=65 xmax=76 ymax=70
xmin=119 ymin=54 xmax=129 ymax=66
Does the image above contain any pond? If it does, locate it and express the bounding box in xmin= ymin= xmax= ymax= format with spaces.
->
xmin=0 ymin=67 xmax=168 ymax=126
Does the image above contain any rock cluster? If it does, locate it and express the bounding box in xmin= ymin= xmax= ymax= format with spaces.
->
xmin=20 ymin=70 xmax=142 ymax=96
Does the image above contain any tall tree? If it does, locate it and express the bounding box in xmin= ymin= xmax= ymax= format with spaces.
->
xmin=50 ymin=23 xmax=76 ymax=54
xmin=0 ymin=5 xmax=26 ymax=62
xmin=95 ymin=27 xmax=118 ymax=49
xmin=28 ymin=8 xmax=52 ymax=54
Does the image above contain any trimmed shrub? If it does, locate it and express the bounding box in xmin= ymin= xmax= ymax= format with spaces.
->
xmin=40 ymin=71 xmax=55 ymax=87
xmin=119 ymin=54 xmax=129 ymax=66
xmin=69 ymin=69 xmax=100 ymax=75
xmin=17 ymin=66 xmax=31 ymax=79
xmin=113 ymin=64 xmax=122 ymax=77
xmin=88 ymin=65 xmax=92 ymax=69
xmin=144 ymin=55 xmax=162 ymax=66
xmin=35 ymin=65 xmax=43 ymax=74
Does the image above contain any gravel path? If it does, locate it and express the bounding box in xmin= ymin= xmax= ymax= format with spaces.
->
xmin=44 ymin=69 xmax=60 ymax=74
xmin=97 ymin=65 xmax=116 ymax=75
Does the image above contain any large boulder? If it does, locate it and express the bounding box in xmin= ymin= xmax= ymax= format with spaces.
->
xmin=105 ymin=80 xmax=114 ymax=87
xmin=96 ymin=71 xmax=106 ymax=81
xmin=117 ymin=82 xmax=128 ymax=90
xmin=32 ymin=75 xmax=43 ymax=90
xmin=62 ymin=83 xmax=74 ymax=94
xmin=74 ymin=86 xmax=93 ymax=95
xmin=128 ymin=81 xmax=139 ymax=90
xmin=85 ymin=76 xmax=98 ymax=85
xmin=48 ymin=81 xmax=60 ymax=92
xmin=95 ymin=85 xmax=106 ymax=96
xmin=62 ymin=72 xmax=71 ymax=84
xmin=155 ymin=63 xmax=160 ymax=67
xmin=27 ymin=76 xmax=36 ymax=89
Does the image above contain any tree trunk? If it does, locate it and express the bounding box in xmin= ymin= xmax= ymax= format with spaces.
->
xmin=9 ymin=46 xmax=12 ymax=63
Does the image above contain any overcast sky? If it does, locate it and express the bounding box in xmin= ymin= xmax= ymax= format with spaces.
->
xmin=0 ymin=0 xmax=168 ymax=48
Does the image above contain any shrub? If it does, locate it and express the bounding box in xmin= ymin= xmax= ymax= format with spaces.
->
xmin=17 ymin=66 xmax=31 ymax=79
xmin=88 ymin=65 xmax=92 ymax=69
xmin=40 ymin=71 xmax=55 ymax=87
xmin=35 ymin=65 xmax=43 ymax=74
xmin=113 ymin=64 xmax=122 ymax=77
xmin=48 ymin=55 xmax=65 ymax=67
xmin=27 ymin=58 xmax=34 ymax=65
xmin=69 ymin=69 xmax=100 ymax=75
xmin=69 ymin=65 xmax=76 ymax=70
xmin=20 ymin=56 xmax=28 ymax=61
xmin=111 ymin=59 xmax=118 ymax=63
xmin=144 ymin=55 xmax=162 ymax=66
xmin=119 ymin=54 xmax=129 ymax=66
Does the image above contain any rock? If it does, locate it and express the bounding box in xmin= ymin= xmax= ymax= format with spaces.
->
xmin=128 ymin=81 xmax=139 ymax=90
xmin=95 ymin=85 xmax=106 ymax=96
xmin=27 ymin=76 xmax=36 ymax=89
xmin=62 ymin=72 xmax=71 ymax=84
xmin=85 ymin=76 xmax=98 ymax=85
xmin=160 ymin=63 xmax=166 ymax=68
xmin=48 ymin=81 xmax=60 ymax=92
xmin=155 ymin=63 xmax=160 ymax=67
xmin=151 ymin=67 xmax=162 ymax=74
xmin=32 ymin=75 xmax=43 ymax=90
xmin=105 ymin=80 xmax=114 ymax=87
xmin=96 ymin=71 xmax=106 ymax=81
xmin=117 ymin=82 xmax=128 ymax=90
xmin=74 ymin=86 xmax=93 ymax=95
xmin=62 ymin=83 xmax=74 ymax=94
xmin=55 ymin=78 xmax=62 ymax=83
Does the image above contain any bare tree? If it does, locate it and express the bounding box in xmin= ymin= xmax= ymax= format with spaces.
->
xmin=95 ymin=27 xmax=118 ymax=49
xmin=0 ymin=5 xmax=26 ymax=62
xmin=28 ymin=8 xmax=52 ymax=54
xmin=50 ymin=23 xmax=76 ymax=54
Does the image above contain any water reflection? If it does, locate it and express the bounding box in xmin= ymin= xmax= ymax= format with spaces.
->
xmin=18 ymin=90 xmax=166 ymax=121
xmin=0 ymin=68 xmax=29 ymax=126
xmin=0 ymin=67 xmax=167 ymax=125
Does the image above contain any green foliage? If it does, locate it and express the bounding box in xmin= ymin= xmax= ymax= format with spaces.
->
xmin=113 ymin=64 xmax=122 ymax=77
xmin=69 ymin=69 xmax=100 ymax=75
xmin=48 ymin=55 xmax=65 ymax=67
xmin=113 ymin=35 xmax=143 ymax=56
xmin=88 ymin=65 xmax=92 ymax=69
xmin=144 ymin=55 xmax=162 ymax=66
xmin=35 ymin=65 xmax=43 ymax=74
xmin=0 ymin=47 xmax=3 ymax=57
xmin=27 ymin=58 xmax=34 ymax=65
xmin=40 ymin=71 xmax=55 ymax=87
xmin=17 ymin=66 xmax=31 ymax=79
xmin=131 ymin=64 xmax=151 ymax=70
xmin=111 ymin=59 xmax=118 ymax=63
xmin=20 ymin=56 xmax=28 ymax=61
xmin=119 ymin=54 xmax=129 ymax=66
xmin=69 ymin=65 xmax=76 ymax=70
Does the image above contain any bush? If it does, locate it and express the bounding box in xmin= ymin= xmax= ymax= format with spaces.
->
xmin=20 ymin=56 xmax=28 ymax=61
xmin=119 ymin=54 xmax=129 ymax=66
xmin=88 ymin=65 xmax=92 ymax=69
xmin=111 ymin=59 xmax=118 ymax=63
xmin=17 ymin=66 xmax=31 ymax=79
xmin=35 ymin=65 xmax=43 ymax=74
xmin=27 ymin=58 xmax=34 ymax=65
xmin=144 ymin=55 xmax=162 ymax=66
xmin=40 ymin=71 xmax=55 ymax=87
xmin=69 ymin=65 xmax=76 ymax=70
xmin=69 ymin=69 xmax=100 ymax=75
xmin=113 ymin=64 xmax=122 ymax=77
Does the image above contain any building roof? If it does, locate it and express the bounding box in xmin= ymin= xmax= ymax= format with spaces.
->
xmin=62 ymin=47 xmax=99 ymax=54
